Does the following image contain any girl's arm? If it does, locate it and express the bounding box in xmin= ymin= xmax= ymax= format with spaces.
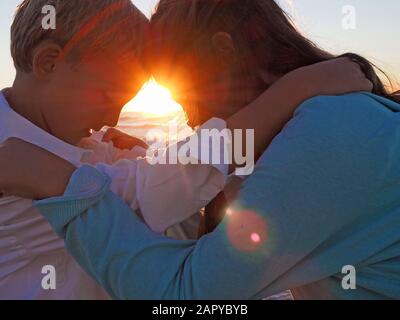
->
xmin=201 ymin=58 xmax=372 ymax=233
xmin=227 ymin=57 xmax=372 ymax=170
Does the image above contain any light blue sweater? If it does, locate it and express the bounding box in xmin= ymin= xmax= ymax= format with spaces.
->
xmin=36 ymin=93 xmax=400 ymax=299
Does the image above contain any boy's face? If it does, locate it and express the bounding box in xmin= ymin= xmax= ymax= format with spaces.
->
xmin=39 ymin=55 xmax=146 ymax=145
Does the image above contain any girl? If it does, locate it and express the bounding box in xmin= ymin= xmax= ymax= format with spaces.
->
xmin=145 ymin=0 xmax=399 ymax=235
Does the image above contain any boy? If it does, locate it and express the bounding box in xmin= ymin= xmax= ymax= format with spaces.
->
xmin=1 ymin=0 xmax=228 ymax=299
xmin=0 ymin=0 xmax=149 ymax=300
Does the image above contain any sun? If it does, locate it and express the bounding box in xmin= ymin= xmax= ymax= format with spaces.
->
xmin=123 ymin=79 xmax=183 ymax=116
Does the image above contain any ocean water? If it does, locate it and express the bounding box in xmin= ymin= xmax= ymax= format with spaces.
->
xmin=116 ymin=110 xmax=192 ymax=145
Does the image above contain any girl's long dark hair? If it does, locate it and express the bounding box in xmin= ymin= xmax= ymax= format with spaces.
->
xmin=148 ymin=0 xmax=400 ymax=104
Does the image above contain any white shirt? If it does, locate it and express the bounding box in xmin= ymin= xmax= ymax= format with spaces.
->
xmin=86 ymin=119 xmax=228 ymax=233
xmin=0 ymin=91 xmax=228 ymax=299
xmin=0 ymin=92 xmax=109 ymax=300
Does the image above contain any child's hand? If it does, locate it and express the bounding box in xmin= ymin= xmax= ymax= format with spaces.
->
xmin=293 ymin=57 xmax=373 ymax=98
xmin=102 ymin=128 xmax=149 ymax=151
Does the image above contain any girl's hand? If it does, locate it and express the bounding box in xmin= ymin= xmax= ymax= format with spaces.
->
xmin=0 ymin=138 xmax=75 ymax=200
xmin=102 ymin=128 xmax=149 ymax=150
xmin=293 ymin=57 xmax=373 ymax=98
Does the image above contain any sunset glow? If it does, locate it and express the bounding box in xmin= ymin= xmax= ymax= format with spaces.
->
xmin=123 ymin=80 xmax=183 ymax=116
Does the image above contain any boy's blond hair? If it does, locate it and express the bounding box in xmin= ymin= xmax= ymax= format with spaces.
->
xmin=11 ymin=0 xmax=149 ymax=73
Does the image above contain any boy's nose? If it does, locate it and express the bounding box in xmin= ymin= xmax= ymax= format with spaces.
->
xmin=103 ymin=109 xmax=122 ymax=128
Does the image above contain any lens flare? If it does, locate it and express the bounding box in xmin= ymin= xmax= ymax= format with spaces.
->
xmin=251 ymin=233 xmax=261 ymax=243
xmin=226 ymin=208 xmax=268 ymax=252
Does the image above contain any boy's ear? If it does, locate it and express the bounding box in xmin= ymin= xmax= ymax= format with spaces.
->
xmin=211 ymin=32 xmax=236 ymax=64
xmin=32 ymin=43 xmax=63 ymax=79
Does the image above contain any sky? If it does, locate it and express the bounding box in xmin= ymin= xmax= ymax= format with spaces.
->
xmin=0 ymin=0 xmax=399 ymax=89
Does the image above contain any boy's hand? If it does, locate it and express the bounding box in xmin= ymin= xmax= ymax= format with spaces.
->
xmin=102 ymin=128 xmax=149 ymax=151
xmin=293 ymin=57 xmax=373 ymax=98
xmin=0 ymin=138 xmax=75 ymax=200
